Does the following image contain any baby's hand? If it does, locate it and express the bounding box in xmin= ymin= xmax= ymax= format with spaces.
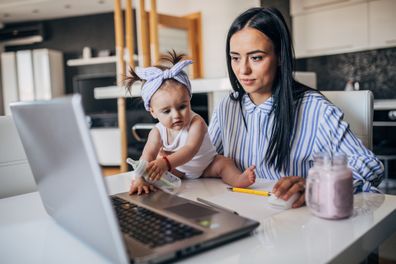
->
xmin=129 ymin=177 xmax=155 ymax=195
xmin=146 ymin=158 xmax=168 ymax=181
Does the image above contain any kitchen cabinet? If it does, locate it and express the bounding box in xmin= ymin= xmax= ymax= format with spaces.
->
xmin=90 ymin=128 xmax=121 ymax=166
xmin=292 ymin=0 xmax=396 ymax=58
xmin=32 ymin=49 xmax=64 ymax=100
xmin=1 ymin=52 xmax=18 ymax=115
xmin=293 ymin=3 xmax=368 ymax=58
xmin=290 ymin=0 xmax=365 ymax=15
xmin=368 ymin=0 xmax=396 ymax=49
xmin=1 ymin=49 xmax=64 ymax=115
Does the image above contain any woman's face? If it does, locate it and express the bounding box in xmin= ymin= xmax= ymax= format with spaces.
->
xmin=230 ymin=27 xmax=278 ymax=105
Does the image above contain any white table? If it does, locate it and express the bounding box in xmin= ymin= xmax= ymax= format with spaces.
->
xmin=1 ymin=173 xmax=395 ymax=264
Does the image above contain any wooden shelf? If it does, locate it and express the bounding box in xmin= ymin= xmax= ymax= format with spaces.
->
xmin=66 ymin=54 xmax=138 ymax=66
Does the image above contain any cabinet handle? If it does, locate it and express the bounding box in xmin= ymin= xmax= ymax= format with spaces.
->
xmin=385 ymin=39 xmax=396 ymax=45
xmin=307 ymin=44 xmax=353 ymax=53
xmin=303 ymin=0 xmax=349 ymax=10
xmin=373 ymin=121 xmax=396 ymax=127
xmin=131 ymin=123 xmax=155 ymax=142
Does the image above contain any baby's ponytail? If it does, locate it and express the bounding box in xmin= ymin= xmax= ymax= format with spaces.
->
xmin=124 ymin=67 xmax=143 ymax=96
xmin=158 ymin=49 xmax=186 ymax=67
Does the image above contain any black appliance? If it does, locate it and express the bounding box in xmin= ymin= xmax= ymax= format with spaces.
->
xmin=73 ymin=73 xmax=119 ymax=127
xmin=73 ymin=73 xmax=153 ymax=159
xmin=373 ymin=109 xmax=396 ymax=181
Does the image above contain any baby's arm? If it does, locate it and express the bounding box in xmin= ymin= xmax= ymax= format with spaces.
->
xmin=147 ymin=116 xmax=207 ymax=181
xmin=140 ymin=127 xmax=162 ymax=161
xmin=129 ymin=127 xmax=162 ymax=195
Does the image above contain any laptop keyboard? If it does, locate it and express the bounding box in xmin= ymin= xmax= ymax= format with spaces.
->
xmin=111 ymin=196 xmax=203 ymax=248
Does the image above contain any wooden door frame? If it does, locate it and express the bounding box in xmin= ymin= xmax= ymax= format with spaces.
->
xmin=147 ymin=12 xmax=203 ymax=78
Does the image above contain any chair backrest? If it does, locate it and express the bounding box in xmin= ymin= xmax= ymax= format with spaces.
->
xmin=321 ymin=90 xmax=373 ymax=150
xmin=0 ymin=115 xmax=37 ymax=198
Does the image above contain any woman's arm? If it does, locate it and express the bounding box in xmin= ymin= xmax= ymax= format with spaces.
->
xmin=208 ymin=107 xmax=224 ymax=154
xmin=272 ymin=100 xmax=385 ymax=208
xmin=316 ymin=104 xmax=384 ymax=193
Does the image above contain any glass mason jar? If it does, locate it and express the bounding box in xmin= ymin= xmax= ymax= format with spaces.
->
xmin=306 ymin=152 xmax=353 ymax=219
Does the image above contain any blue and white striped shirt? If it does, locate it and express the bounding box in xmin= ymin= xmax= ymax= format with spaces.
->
xmin=208 ymin=91 xmax=384 ymax=193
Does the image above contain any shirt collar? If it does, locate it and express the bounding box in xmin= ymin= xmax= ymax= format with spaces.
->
xmin=243 ymin=94 xmax=274 ymax=115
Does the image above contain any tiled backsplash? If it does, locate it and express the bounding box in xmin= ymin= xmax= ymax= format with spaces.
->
xmin=295 ymin=47 xmax=396 ymax=100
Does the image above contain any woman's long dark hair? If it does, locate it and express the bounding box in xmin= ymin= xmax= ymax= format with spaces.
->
xmin=226 ymin=7 xmax=312 ymax=171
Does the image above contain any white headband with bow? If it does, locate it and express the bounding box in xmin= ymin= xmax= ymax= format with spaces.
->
xmin=135 ymin=60 xmax=193 ymax=110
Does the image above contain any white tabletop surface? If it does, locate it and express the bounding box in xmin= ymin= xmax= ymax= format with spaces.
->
xmin=1 ymin=173 xmax=396 ymax=264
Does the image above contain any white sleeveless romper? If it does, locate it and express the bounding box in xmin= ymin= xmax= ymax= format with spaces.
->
xmin=155 ymin=115 xmax=217 ymax=179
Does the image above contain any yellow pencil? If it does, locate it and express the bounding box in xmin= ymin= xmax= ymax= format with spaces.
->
xmin=227 ymin=187 xmax=271 ymax=197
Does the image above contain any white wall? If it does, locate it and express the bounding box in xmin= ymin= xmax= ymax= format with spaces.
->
xmin=153 ymin=0 xmax=260 ymax=78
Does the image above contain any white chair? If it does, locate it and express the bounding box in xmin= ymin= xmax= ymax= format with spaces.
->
xmin=0 ymin=116 xmax=37 ymax=198
xmin=321 ymin=90 xmax=373 ymax=150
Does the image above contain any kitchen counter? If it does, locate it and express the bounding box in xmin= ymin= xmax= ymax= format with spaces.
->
xmin=94 ymin=72 xmax=317 ymax=99
xmin=94 ymin=78 xmax=395 ymax=112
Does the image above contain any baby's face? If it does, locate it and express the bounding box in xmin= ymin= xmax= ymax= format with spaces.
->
xmin=149 ymin=84 xmax=192 ymax=131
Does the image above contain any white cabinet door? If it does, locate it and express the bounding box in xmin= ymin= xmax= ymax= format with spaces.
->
xmin=91 ymin=128 xmax=121 ymax=166
xmin=293 ymin=3 xmax=368 ymax=58
xmin=1 ymin=49 xmax=64 ymax=114
xmin=1 ymin=53 xmax=19 ymax=115
xmin=16 ymin=50 xmax=35 ymax=101
xmin=368 ymin=0 xmax=396 ymax=48
xmin=33 ymin=49 xmax=64 ymax=99
xmin=33 ymin=49 xmax=52 ymax=100
xmin=291 ymin=0 xmax=364 ymax=15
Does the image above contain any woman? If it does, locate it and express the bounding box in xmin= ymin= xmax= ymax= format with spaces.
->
xmin=208 ymin=7 xmax=383 ymax=208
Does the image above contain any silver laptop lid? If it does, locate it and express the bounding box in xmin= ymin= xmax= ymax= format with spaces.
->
xmin=10 ymin=95 xmax=129 ymax=264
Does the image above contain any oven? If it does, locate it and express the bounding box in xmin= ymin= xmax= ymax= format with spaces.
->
xmin=373 ymin=100 xmax=396 ymax=193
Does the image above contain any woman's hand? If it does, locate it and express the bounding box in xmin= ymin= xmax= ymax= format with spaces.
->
xmin=146 ymin=158 xmax=168 ymax=181
xmin=272 ymin=176 xmax=306 ymax=208
xmin=129 ymin=177 xmax=156 ymax=195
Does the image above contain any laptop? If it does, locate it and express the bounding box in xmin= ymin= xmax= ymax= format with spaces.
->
xmin=10 ymin=95 xmax=259 ymax=264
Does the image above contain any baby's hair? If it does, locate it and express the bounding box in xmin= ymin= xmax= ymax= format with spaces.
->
xmin=159 ymin=49 xmax=186 ymax=68
xmin=123 ymin=50 xmax=187 ymax=95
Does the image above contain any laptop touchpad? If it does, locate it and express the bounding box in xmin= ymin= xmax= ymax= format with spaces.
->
xmin=165 ymin=203 xmax=218 ymax=219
